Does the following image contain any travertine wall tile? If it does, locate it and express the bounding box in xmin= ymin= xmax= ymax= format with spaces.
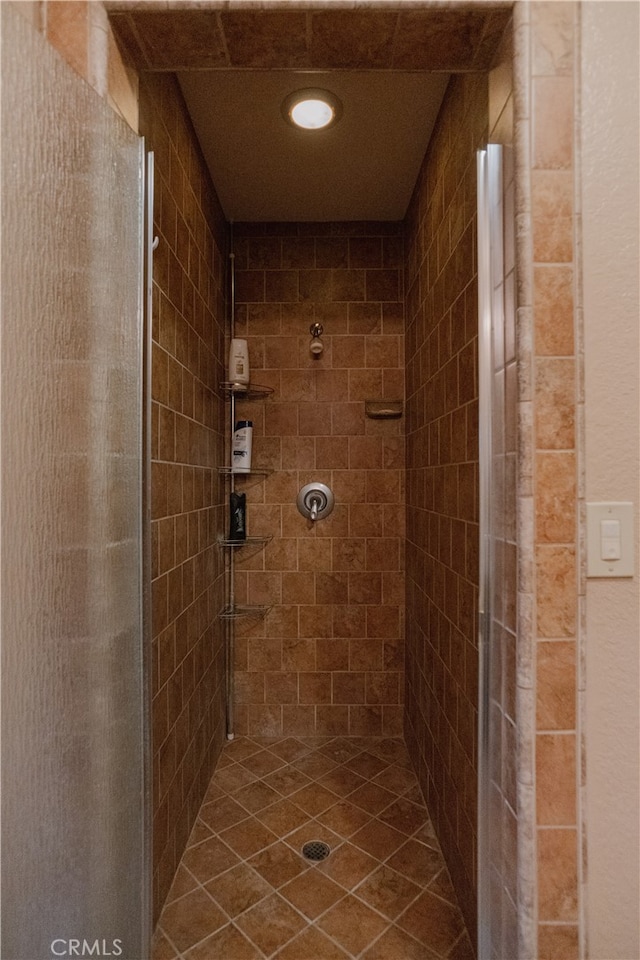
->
xmin=526 ymin=2 xmax=581 ymax=949
xmin=139 ymin=74 xmax=227 ymax=922
xmin=233 ymin=222 xmax=405 ymax=740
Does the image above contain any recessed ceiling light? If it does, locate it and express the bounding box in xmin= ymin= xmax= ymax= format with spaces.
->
xmin=282 ymin=88 xmax=343 ymax=131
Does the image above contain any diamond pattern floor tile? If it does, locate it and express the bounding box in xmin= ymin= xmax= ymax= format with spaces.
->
xmin=204 ymin=862 xmax=273 ymax=918
xmin=153 ymin=736 xmax=472 ymax=960
xmin=274 ymin=924 xmax=351 ymax=959
xmin=317 ymin=894 xmax=389 ymax=955
xmin=182 ymin=923 xmax=262 ymax=960
xmin=235 ymin=892 xmax=307 ymax=956
xmin=279 ymin=868 xmax=345 ymax=919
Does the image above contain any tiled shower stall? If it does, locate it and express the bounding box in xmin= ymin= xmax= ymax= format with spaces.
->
xmin=139 ymin=59 xmax=499 ymax=946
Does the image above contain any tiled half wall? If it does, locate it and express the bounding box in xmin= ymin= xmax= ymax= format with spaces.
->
xmin=231 ymin=222 xmax=406 ymax=741
xmin=139 ymin=74 xmax=229 ymax=922
xmin=404 ymin=73 xmax=488 ymax=941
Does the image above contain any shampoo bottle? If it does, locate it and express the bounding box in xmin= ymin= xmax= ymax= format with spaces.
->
xmin=228 ymin=338 xmax=250 ymax=389
xmin=231 ymin=420 xmax=253 ymax=473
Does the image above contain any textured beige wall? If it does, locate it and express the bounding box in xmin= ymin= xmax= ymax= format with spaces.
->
xmin=581 ymin=4 xmax=640 ymax=958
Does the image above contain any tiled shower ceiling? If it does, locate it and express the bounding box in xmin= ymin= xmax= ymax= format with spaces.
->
xmin=107 ymin=2 xmax=511 ymax=221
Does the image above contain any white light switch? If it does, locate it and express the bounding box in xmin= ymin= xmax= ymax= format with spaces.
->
xmin=587 ymin=502 xmax=634 ymax=577
xmin=600 ymin=519 xmax=621 ymax=560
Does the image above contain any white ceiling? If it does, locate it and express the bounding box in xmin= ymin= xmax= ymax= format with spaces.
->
xmin=178 ymin=69 xmax=449 ymax=222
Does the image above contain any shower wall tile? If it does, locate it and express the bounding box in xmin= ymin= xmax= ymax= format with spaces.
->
xmin=404 ymin=72 xmax=489 ymax=942
xmin=139 ymin=73 xmax=228 ymax=923
xmin=515 ymin=3 xmax=581 ymax=954
xmin=232 ymin=221 xmax=405 ymax=741
xmin=528 ymin=3 xmax=581 ymax=950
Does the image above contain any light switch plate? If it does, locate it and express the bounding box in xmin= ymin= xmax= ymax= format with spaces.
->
xmin=586 ymin=502 xmax=635 ymax=577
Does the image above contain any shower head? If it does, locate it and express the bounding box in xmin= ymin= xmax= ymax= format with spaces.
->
xmin=309 ymin=322 xmax=324 ymax=357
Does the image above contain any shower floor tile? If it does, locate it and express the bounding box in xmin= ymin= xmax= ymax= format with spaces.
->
xmin=153 ymin=736 xmax=473 ymax=960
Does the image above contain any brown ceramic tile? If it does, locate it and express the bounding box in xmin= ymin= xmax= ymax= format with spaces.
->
xmin=316 ymin=738 xmax=362 ymax=763
xmin=378 ymin=797 xmax=429 ymax=836
xmin=163 ymin=864 xmax=198 ymax=905
xmin=274 ymin=925 xmax=351 ymax=959
xmin=284 ymin=822 xmax=343 ymax=857
xmin=355 ymin=864 xmax=422 ymax=920
xmin=263 ymin=765 xmax=312 ymax=797
xmin=199 ymin=796 xmax=250 ymax=833
xmin=536 ymin=734 xmax=577 ymax=826
xmin=212 ymin=764 xmax=258 ymax=795
xmin=181 ymin=836 xmax=240 ymax=884
xmin=158 ymin=887 xmax=227 ymax=954
xmin=387 ymin=839 xmax=446 ymax=887
xmin=536 ymin=641 xmax=576 ymax=730
xmin=537 ymin=923 xmax=579 ymax=960
xmin=187 ymin=819 xmax=214 ymax=847
xmin=348 ymin=782 xmax=397 ymax=816
xmin=317 ymin=840 xmax=379 ymax=890
xmin=351 ymin=819 xmax=406 ymax=860
xmin=533 ymin=76 xmax=574 ymax=170
xmin=317 ymin=894 xmax=388 ymax=956
xmin=448 ymin=931 xmax=477 ymax=960
xmin=292 ymin=751 xmax=338 ymax=779
xmin=267 ymin=737 xmax=311 ymax=763
xmin=253 ymin=798 xmax=308 ymax=840
xmin=535 ymin=358 xmax=575 ymax=450
xmin=182 ymin=923 xmax=262 ymax=960
xmin=279 ymin=868 xmax=345 ymax=919
xmin=219 ymin=817 xmax=279 ymax=860
xmin=332 ymin=671 xmax=365 ymax=704
xmin=536 ymin=545 xmax=576 ymax=638
xmin=361 ymin=923 xmax=438 ymax=960
xmin=233 ymin=779 xmax=282 ymax=815
xmin=150 ymin=928 xmax=178 ymax=960
xmin=289 ymin=782 xmax=340 ymax=817
xmin=316 ymin=799 xmax=373 ymax=838
xmin=412 ymin=819 xmax=440 ymax=848
xmin=205 ymin=862 xmax=273 ymax=919
xmin=534 ymin=266 xmax=574 ymax=356
xmin=536 ymin=453 xmax=576 ymax=544
xmin=427 ymin=866 xmax=459 ymax=906
xmin=235 ymin=892 xmax=307 ymax=956
xmin=396 ymin=889 xmax=466 ymax=954
xmin=317 ymin=766 xmax=368 ymax=798
xmin=316 ymin=639 xmax=350 ymax=672
xmin=371 ymin=764 xmax=418 ymax=796
xmin=531 ymin=170 xmax=574 ymax=262
xmin=537 ymin=828 xmax=578 ymax=921
xmin=248 ymin=840 xmax=307 ymax=888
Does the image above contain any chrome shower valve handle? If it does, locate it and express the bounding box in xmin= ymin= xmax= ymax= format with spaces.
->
xmin=297 ymin=482 xmax=334 ymax=521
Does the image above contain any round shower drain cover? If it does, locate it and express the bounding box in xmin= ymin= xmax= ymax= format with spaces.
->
xmin=302 ymin=840 xmax=331 ymax=862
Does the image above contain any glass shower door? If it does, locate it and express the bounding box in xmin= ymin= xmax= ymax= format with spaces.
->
xmin=1 ymin=6 xmax=148 ymax=958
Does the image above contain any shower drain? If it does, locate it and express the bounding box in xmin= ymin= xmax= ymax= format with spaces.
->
xmin=302 ymin=840 xmax=331 ymax=862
